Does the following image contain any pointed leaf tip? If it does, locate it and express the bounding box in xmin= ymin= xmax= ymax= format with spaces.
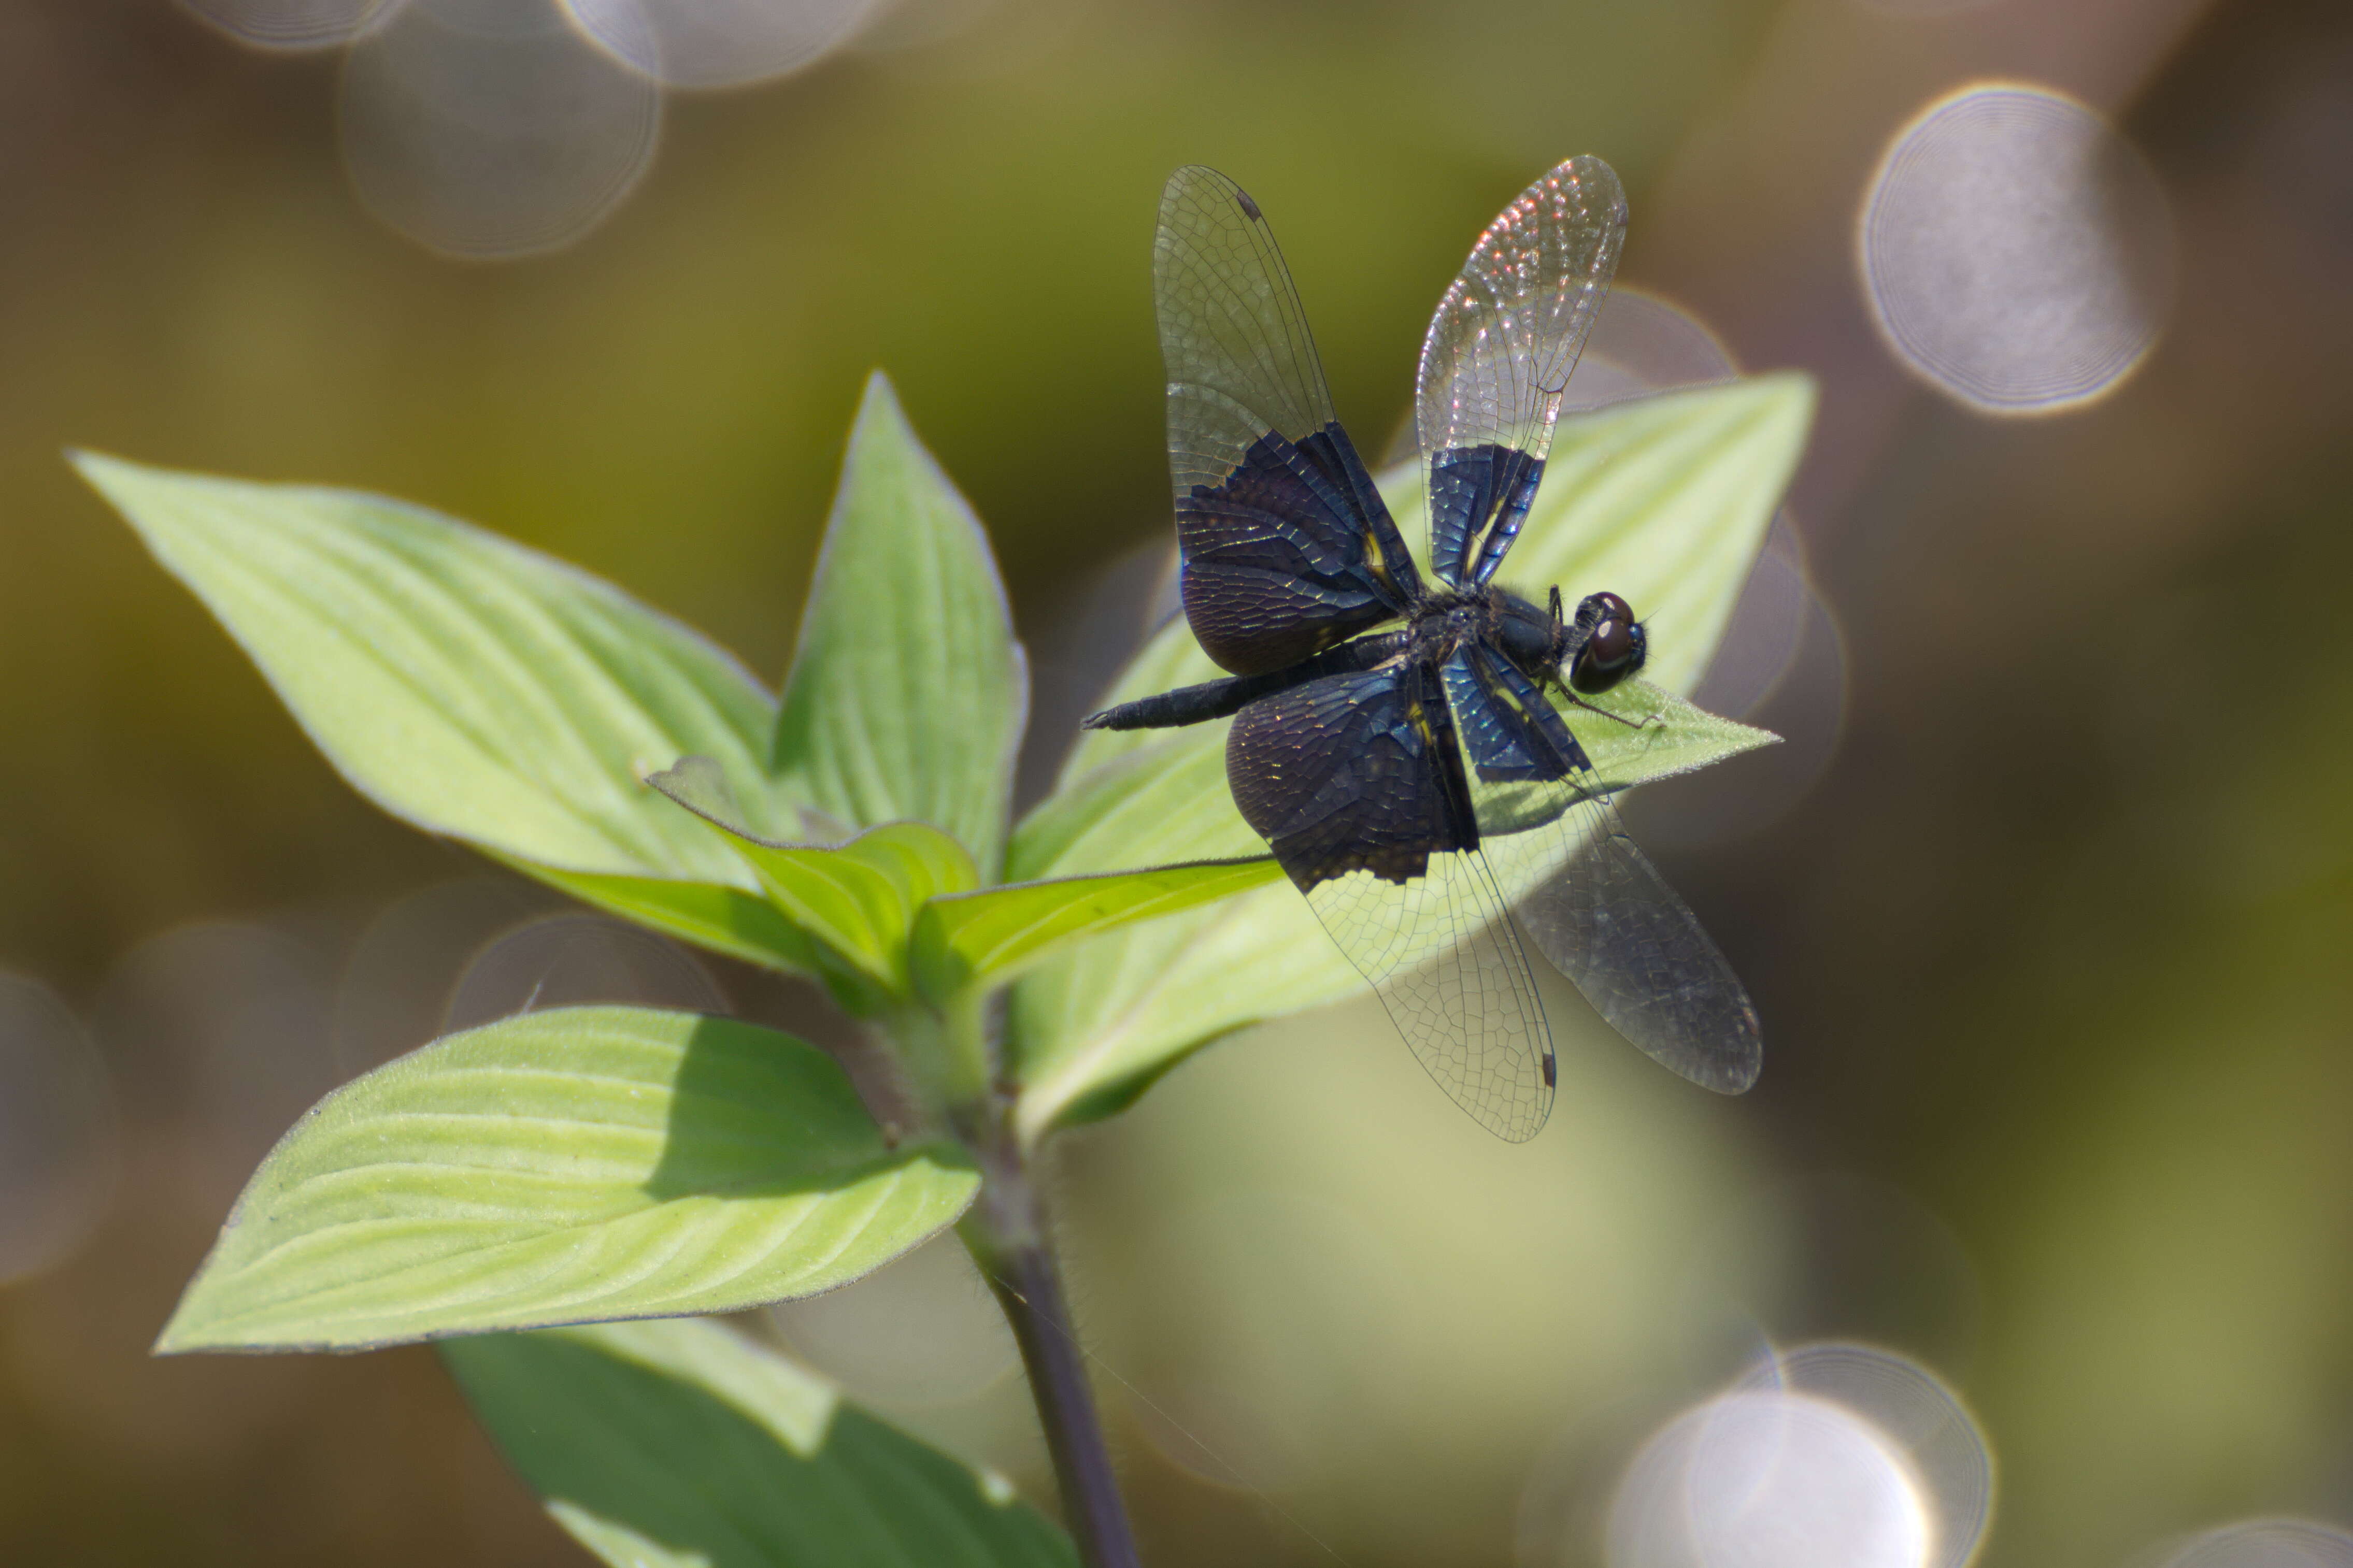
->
xmin=773 ymin=373 xmax=1028 ymax=875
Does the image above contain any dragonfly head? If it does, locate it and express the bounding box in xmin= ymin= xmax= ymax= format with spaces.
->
xmin=1567 ymin=591 xmax=1647 ymax=694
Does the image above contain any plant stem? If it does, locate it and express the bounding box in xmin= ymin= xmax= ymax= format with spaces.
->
xmin=959 ymin=1101 xmax=1142 ymax=1568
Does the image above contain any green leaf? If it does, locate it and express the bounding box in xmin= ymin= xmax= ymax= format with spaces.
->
xmin=773 ymin=373 xmax=1029 ymax=877
xmin=727 ymin=824 xmax=980 ymax=1001
xmin=74 ymin=451 xmax=797 ymax=885
xmin=650 ymin=758 xmax=979 ymax=1009
xmin=909 ymin=857 xmax=1284 ymax=1006
xmin=156 ymin=1007 xmax=977 ymax=1351
xmin=1008 ymin=374 xmax=1813 ymax=1141
xmin=1474 ymin=678 xmax=1783 ymax=839
xmin=444 ymin=1317 xmax=1076 ymax=1568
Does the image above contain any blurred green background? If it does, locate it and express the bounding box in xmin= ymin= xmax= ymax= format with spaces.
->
xmin=1 ymin=0 xmax=2349 ymax=1563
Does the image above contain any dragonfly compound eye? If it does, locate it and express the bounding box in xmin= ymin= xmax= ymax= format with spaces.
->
xmin=1571 ymin=614 xmax=1646 ymax=693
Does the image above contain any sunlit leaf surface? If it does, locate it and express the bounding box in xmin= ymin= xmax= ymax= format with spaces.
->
xmin=75 ymin=451 xmax=795 ymax=883
xmin=1008 ymin=375 xmax=1810 ymax=1141
xmin=910 ymin=857 xmax=1283 ymax=1005
xmin=157 ymin=1008 xmax=977 ymax=1351
xmin=724 ymin=821 xmax=981 ymax=996
xmin=650 ymin=756 xmax=979 ymax=1008
xmin=772 ymin=373 xmax=1029 ymax=878
xmin=445 ymin=1317 xmax=1076 ymax=1568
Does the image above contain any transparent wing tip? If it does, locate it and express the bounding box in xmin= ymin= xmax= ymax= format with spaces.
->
xmin=1632 ymin=1003 xmax=1761 ymax=1096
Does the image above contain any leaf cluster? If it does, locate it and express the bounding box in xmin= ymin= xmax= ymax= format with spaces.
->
xmin=75 ymin=367 xmax=1809 ymax=1564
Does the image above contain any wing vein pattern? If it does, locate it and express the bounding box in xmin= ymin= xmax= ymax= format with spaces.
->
xmin=1225 ymin=664 xmax=1556 ymax=1141
xmin=1156 ymin=166 xmax=1422 ymax=675
xmin=1417 ymin=156 xmax=1626 ymax=587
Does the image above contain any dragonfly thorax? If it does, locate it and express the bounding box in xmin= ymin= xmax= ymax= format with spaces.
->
xmin=1485 ymin=585 xmax=1562 ymax=675
xmin=1420 ymin=583 xmax=1649 ymax=697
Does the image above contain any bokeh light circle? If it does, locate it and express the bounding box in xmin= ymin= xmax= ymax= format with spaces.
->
xmin=563 ymin=0 xmax=878 ymax=90
xmin=332 ymin=877 xmax=564 ymax=1078
xmin=1860 ymin=83 xmax=2175 ymax=414
xmin=1681 ymin=512 xmax=1808 ymax=722
xmin=1552 ymin=290 xmax=1850 ymax=841
xmin=1564 ymin=287 xmax=1739 ymax=412
xmin=95 ymin=919 xmax=347 ymax=1211
xmin=339 ymin=0 xmax=662 ymax=259
xmin=1627 ymin=511 xmax=1849 ymax=852
xmin=2158 ymin=1519 xmax=2353 ymax=1568
xmin=1741 ymin=1343 xmax=1993 ymax=1568
xmin=177 ymin=0 xmax=401 ymax=51
xmin=1607 ymin=1389 xmax=1932 ymax=1568
xmin=1603 ymin=1342 xmax=1991 ymax=1568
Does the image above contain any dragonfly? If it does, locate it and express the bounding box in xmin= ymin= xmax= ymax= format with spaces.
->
xmin=1083 ymin=160 xmax=1762 ymax=1142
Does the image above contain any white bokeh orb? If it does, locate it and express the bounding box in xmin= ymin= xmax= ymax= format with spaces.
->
xmin=1609 ymin=1389 xmax=1932 ymax=1568
xmin=1860 ymin=83 xmax=2175 ymax=414
xmin=564 ymin=0 xmax=878 ymax=90
xmin=339 ymin=0 xmax=662 ymax=258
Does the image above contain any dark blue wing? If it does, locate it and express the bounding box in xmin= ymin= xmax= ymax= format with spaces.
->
xmin=1439 ymin=644 xmax=1591 ymax=783
xmin=1177 ymin=425 xmax=1418 ymax=675
xmin=1429 ymin=445 xmax=1547 ymax=590
xmin=1225 ymin=663 xmax=1556 ymax=1141
xmin=1226 ymin=663 xmax=1472 ymax=886
xmin=1158 ymin=166 xmax=1423 ymax=674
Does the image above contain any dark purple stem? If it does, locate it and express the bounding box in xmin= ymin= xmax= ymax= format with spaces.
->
xmin=959 ymin=1105 xmax=1142 ymax=1568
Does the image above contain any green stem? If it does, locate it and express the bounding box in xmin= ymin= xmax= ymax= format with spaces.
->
xmin=958 ymin=1098 xmax=1142 ymax=1568
xmin=885 ymin=990 xmax=992 ymax=1119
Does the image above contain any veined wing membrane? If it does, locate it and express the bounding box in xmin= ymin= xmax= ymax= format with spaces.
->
xmin=1309 ymin=845 xmax=1558 ymax=1140
xmin=1158 ymin=166 xmax=1335 ymax=500
xmin=1513 ymin=793 xmax=1761 ymax=1094
xmin=1417 ymin=156 xmax=1625 ymax=587
xmin=1158 ymin=167 xmax=1421 ymax=674
xmin=1444 ymin=651 xmax=1761 ymax=1094
xmin=1225 ymin=664 xmax=1556 ymax=1141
